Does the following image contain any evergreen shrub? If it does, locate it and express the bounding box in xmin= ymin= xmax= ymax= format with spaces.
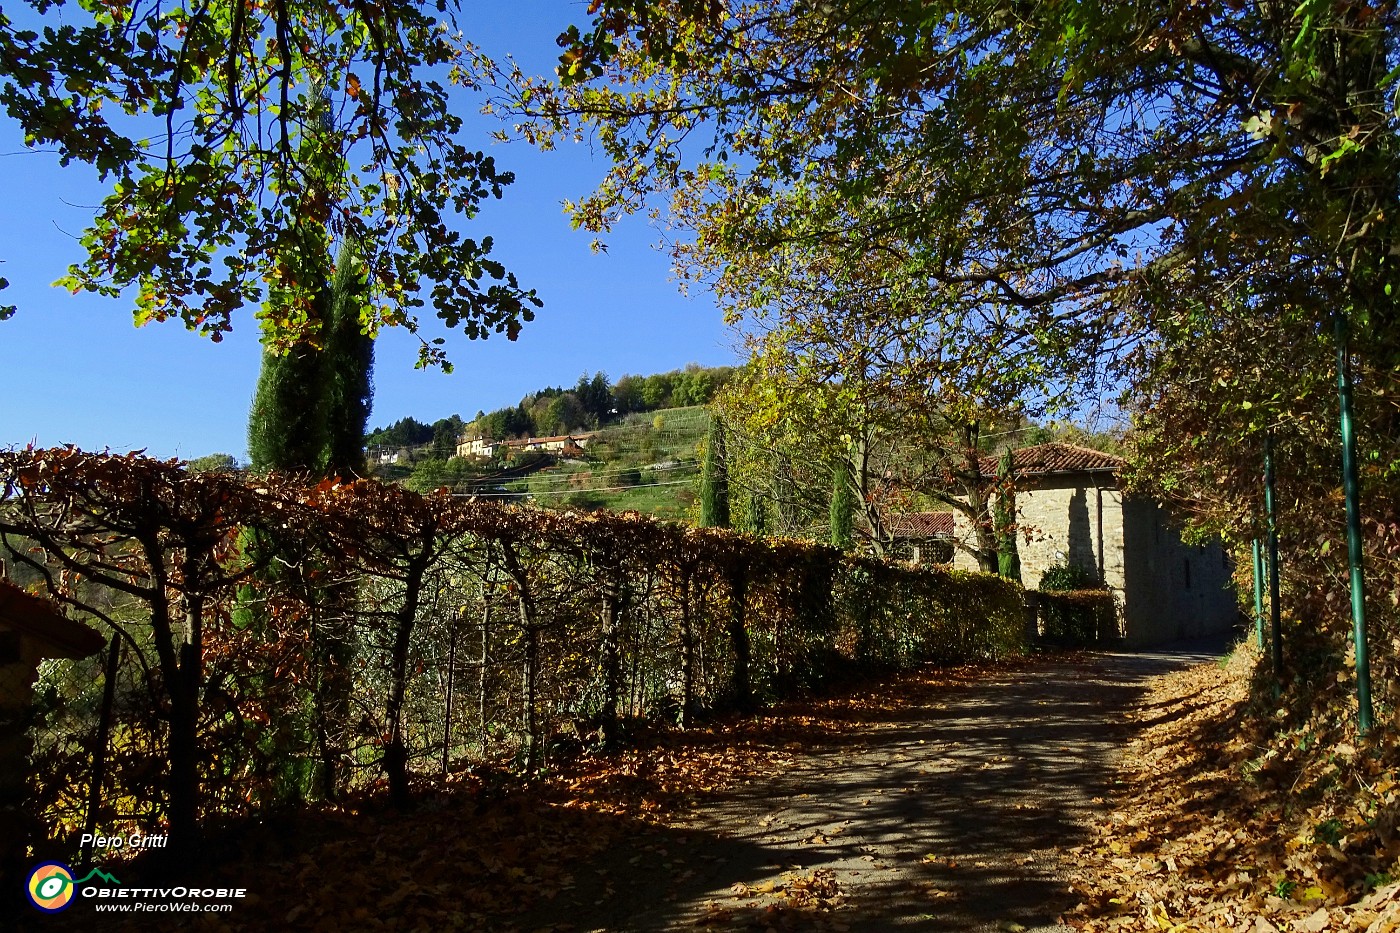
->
xmin=1037 ymin=589 xmax=1119 ymax=646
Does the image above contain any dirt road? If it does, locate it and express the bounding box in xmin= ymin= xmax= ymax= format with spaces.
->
xmin=524 ymin=640 xmax=1234 ymax=932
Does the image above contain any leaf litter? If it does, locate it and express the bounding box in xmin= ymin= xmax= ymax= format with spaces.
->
xmin=1064 ymin=643 xmax=1400 ymax=933
xmin=60 ymin=650 xmax=1363 ymax=932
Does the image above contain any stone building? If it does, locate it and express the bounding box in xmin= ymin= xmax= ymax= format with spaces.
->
xmin=884 ymin=512 xmax=955 ymax=564
xmin=951 ymin=443 xmax=1238 ymax=646
xmin=1 ymin=581 xmax=104 ymax=898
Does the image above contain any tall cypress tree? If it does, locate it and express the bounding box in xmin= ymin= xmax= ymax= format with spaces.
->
xmin=246 ymin=304 xmax=329 ymax=474
xmin=321 ymin=244 xmax=374 ymax=478
xmin=244 ymin=244 xmax=373 ymax=804
xmin=700 ymin=417 xmax=730 ymax=528
xmin=829 ymin=469 xmax=854 ymax=550
xmin=246 ymin=246 xmax=373 ymax=476
xmin=995 ymin=447 xmax=1023 ymax=583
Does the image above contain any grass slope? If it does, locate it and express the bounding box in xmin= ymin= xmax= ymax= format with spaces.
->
xmin=499 ymin=407 xmax=710 ymax=521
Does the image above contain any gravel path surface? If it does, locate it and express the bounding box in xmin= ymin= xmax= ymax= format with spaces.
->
xmin=528 ymin=638 xmax=1235 ymax=932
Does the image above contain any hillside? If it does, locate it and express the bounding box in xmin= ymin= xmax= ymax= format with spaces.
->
xmin=483 ymin=406 xmax=710 ymax=520
xmin=364 ymin=365 xmax=735 ymax=455
xmin=365 ymin=406 xmax=711 ymax=520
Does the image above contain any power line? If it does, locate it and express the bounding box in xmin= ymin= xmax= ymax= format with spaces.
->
xmin=453 ymin=468 xmax=698 ymax=497
xmin=454 ymin=478 xmax=697 ymax=498
xmin=483 ymin=460 xmax=700 ymax=489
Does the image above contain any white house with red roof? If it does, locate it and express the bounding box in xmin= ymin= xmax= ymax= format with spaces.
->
xmin=456 ymin=431 xmax=599 ymax=460
xmin=950 ymin=443 xmax=1237 ymax=646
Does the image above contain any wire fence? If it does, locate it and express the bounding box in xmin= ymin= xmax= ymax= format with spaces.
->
xmin=1 ymin=448 xmax=1027 ymax=862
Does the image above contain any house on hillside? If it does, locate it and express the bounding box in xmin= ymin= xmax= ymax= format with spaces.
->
xmin=516 ymin=433 xmax=597 ymax=455
xmin=456 ymin=435 xmax=503 ymax=459
xmin=460 ymin=432 xmax=600 ymax=461
xmin=950 ymin=443 xmax=1237 ymax=647
xmin=884 ymin=512 xmax=955 ymax=565
xmin=370 ymin=446 xmax=412 ymax=465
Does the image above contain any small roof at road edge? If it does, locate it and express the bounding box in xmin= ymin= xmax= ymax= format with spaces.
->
xmin=0 ymin=579 xmax=105 ymax=659
xmin=886 ymin=512 xmax=956 ymax=538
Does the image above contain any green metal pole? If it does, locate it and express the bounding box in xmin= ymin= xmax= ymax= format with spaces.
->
xmin=1251 ymin=538 xmax=1265 ymax=651
xmin=1334 ymin=314 xmax=1373 ymax=733
xmin=1264 ymin=431 xmax=1283 ymax=687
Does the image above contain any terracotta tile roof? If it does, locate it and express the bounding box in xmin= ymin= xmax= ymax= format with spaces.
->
xmin=501 ymin=432 xmax=599 ymax=448
xmin=886 ymin=512 xmax=955 ymax=538
xmin=980 ymin=443 xmax=1125 ymax=478
xmin=0 ymin=580 xmax=105 ymax=658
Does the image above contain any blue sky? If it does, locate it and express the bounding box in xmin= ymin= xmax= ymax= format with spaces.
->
xmin=0 ymin=1 xmax=738 ymax=461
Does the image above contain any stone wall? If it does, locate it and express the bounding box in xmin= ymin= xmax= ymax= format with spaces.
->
xmin=952 ymin=479 xmax=1125 ymax=591
xmin=1120 ymin=499 xmax=1238 ymax=647
xmin=953 ymin=474 xmax=1238 ymax=647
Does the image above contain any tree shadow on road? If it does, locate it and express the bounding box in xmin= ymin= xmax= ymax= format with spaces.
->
xmin=33 ymin=648 xmax=1215 ymax=932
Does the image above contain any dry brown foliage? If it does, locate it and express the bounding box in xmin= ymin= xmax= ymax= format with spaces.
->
xmin=1066 ymin=645 xmax=1400 ymax=932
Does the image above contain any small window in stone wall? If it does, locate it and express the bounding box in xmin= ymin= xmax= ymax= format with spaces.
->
xmin=888 ymin=539 xmax=916 ymax=562
xmin=1184 ymin=557 xmax=1192 ymax=591
xmin=888 ymin=538 xmax=953 ymax=565
xmin=0 ymin=630 xmax=18 ymax=665
xmin=922 ymin=538 xmax=954 ymax=564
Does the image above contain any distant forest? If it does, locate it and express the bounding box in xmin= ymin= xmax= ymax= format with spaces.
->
xmin=364 ymin=364 xmax=737 ymax=455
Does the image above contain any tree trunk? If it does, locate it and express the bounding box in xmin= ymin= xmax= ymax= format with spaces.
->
xmin=441 ymin=610 xmax=457 ymax=777
xmin=316 ymin=576 xmax=356 ymax=800
xmin=138 ymin=539 xmax=201 ymax=862
xmin=679 ymin=572 xmax=696 ymax=728
xmin=961 ymin=422 xmax=1000 ymax=574
xmin=501 ymin=545 xmax=541 ymax=774
xmin=384 ymin=553 xmax=428 ymax=809
xmin=478 ymin=588 xmax=490 ymax=750
xmin=970 ymin=504 xmax=999 ymax=573
xmin=726 ymin=568 xmax=751 ymax=711
xmin=166 ymin=593 xmax=204 ymax=861
xmin=519 ymin=592 xmax=540 ymax=773
xmin=852 ymin=432 xmax=887 ymax=557
xmin=599 ymin=580 xmax=624 ymax=747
